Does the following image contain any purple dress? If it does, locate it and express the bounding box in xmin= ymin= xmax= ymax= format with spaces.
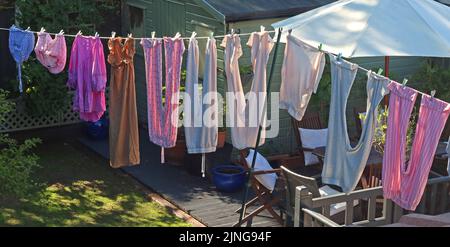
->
xmin=68 ymin=35 xmax=107 ymax=122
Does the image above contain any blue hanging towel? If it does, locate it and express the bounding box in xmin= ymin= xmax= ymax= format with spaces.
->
xmin=9 ymin=25 xmax=35 ymax=93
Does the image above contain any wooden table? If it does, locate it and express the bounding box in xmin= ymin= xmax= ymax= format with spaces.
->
xmin=312 ymin=142 xmax=448 ymax=189
xmin=312 ymin=146 xmax=383 ymax=166
xmin=312 ymin=142 xmax=448 ymax=164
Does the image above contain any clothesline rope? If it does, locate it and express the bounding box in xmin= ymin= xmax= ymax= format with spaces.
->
xmin=317 ymin=48 xmax=436 ymax=98
xmin=0 ymin=27 xmax=275 ymax=40
xmin=0 ymin=26 xmax=438 ymax=98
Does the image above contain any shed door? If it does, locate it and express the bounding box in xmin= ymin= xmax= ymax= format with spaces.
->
xmin=154 ymin=0 xmax=186 ymax=36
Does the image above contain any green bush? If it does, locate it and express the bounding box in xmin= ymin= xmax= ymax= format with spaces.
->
xmin=411 ymin=60 xmax=450 ymax=102
xmin=10 ymin=59 xmax=71 ymax=117
xmin=0 ymin=89 xmax=41 ymax=198
xmin=0 ymin=135 xmax=41 ymax=198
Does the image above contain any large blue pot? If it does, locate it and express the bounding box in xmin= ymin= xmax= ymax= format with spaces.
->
xmin=85 ymin=118 xmax=109 ymax=140
xmin=212 ymin=165 xmax=246 ymax=193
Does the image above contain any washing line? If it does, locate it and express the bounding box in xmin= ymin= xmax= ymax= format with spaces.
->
xmin=0 ymin=27 xmax=276 ymax=40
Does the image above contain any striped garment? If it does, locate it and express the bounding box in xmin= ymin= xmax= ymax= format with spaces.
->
xmin=141 ymin=37 xmax=185 ymax=148
xmin=383 ymin=82 xmax=450 ymax=211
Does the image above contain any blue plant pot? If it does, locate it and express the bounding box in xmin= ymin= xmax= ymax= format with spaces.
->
xmin=212 ymin=165 xmax=246 ymax=193
xmin=85 ymin=118 xmax=109 ymax=140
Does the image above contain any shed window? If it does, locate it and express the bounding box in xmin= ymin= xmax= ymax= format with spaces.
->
xmin=129 ymin=5 xmax=144 ymax=37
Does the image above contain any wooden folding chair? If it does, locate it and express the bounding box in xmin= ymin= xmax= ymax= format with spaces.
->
xmin=233 ymin=149 xmax=286 ymax=227
xmin=291 ymin=112 xmax=325 ymax=173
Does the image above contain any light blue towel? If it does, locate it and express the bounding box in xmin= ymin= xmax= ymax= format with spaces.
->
xmin=322 ymin=54 xmax=390 ymax=193
xmin=9 ymin=25 xmax=35 ymax=93
xmin=184 ymin=36 xmax=218 ymax=154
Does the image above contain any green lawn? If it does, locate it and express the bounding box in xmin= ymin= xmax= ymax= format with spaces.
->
xmin=0 ymin=139 xmax=191 ymax=227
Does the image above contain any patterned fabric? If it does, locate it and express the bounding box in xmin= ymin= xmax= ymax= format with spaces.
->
xmin=107 ymin=37 xmax=140 ymax=168
xmin=35 ymin=31 xmax=67 ymax=74
xmin=383 ymin=82 xmax=450 ymax=210
xmin=9 ymin=25 xmax=35 ymax=93
xmin=141 ymin=37 xmax=185 ymax=148
xmin=322 ymin=55 xmax=390 ymax=193
xmin=184 ymin=36 xmax=218 ymax=154
xmin=67 ymin=35 xmax=107 ymax=122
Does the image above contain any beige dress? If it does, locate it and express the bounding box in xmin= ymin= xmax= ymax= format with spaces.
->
xmin=107 ymin=37 xmax=140 ymax=168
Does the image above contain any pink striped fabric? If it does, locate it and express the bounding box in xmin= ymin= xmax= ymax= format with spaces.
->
xmin=141 ymin=37 xmax=185 ymax=148
xmin=383 ymin=82 xmax=450 ymax=210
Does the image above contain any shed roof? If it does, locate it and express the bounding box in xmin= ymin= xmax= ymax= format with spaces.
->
xmin=201 ymin=0 xmax=336 ymax=22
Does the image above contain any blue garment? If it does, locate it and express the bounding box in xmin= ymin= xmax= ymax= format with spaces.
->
xmin=322 ymin=55 xmax=390 ymax=193
xmin=9 ymin=25 xmax=35 ymax=93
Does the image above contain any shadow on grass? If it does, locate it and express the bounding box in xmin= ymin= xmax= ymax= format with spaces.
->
xmin=0 ymin=140 xmax=191 ymax=227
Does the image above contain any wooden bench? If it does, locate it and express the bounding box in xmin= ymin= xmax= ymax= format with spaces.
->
xmin=295 ymin=175 xmax=450 ymax=227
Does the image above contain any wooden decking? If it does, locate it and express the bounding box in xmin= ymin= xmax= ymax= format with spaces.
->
xmin=78 ymin=128 xmax=281 ymax=227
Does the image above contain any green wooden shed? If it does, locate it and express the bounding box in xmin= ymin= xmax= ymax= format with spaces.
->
xmin=121 ymin=0 xmax=427 ymax=155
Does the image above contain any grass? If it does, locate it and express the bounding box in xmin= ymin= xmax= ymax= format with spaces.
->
xmin=0 ymin=139 xmax=191 ymax=227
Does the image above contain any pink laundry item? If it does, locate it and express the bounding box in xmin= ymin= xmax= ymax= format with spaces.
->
xmin=141 ymin=36 xmax=185 ymax=148
xmin=35 ymin=31 xmax=67 ymax=74
xmin=67 ymin=35 xmax=107 ymax=122
xmin=382 ymin=82 xmax=450 ymax=211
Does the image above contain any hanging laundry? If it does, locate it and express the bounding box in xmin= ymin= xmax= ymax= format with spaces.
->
xmin=141 ymin=36 xmax=185 ymax=148
xmin=221 ymin=31 xmax=273 ymax=150
xmin=322 ymin=55 xmax=390 ymax=193
xmin=9 ymin=25 xmax=35 ymax=93
xmin=280 ymin=34 xmax=325 ymax=121
xmin=67 ymin=34 xmax=107 ymax=122
xmin=447 ymin=137 xmax=450 ymax=176
xmin=184 ymin=35 xmax=218 ymax=154
xmin=35 ymin=31 xmax=67 ymax=74
xmin=107 ymin=37 xmax=140 ymax=168
xmin=382 ymin=82 xmax=450 ymax=211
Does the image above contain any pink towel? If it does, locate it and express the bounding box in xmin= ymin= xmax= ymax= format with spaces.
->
xmin=383 ymin=82 xmax=450 ymax=210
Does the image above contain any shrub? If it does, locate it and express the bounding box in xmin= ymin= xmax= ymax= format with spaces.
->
xmin=0 ymin=89 xmax=41 ymax=198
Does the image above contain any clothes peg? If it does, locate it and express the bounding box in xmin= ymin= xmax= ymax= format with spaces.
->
xmin=151 ymin=31 xmax=156 ymax=39
xmin=318 ymin=43 xmax=323 ymax=52
xmin=431 ymin=90 xmax=436 ymax=98
xmin=26 ymin=26 xmax=31 ymax=31
xmin=40 ymin=27 xmax=45 ymax=33
xmin=230 ymin=29 xmax=235 ymax=35
xmin=128 ymin=33 xmax=133 ymax=38
xmin=402 ymin=78 xmax=408 ymax=86
xmin=174 ymin=32 xmax=181 ymax=39
xmin=210 ymin=31 xmax=214 ymax=39
xmin=77 ymin=30 xmax=82 ymax=36
xmin=95 ymin=32 xmax=99 ymax=38
xmin=191 ymin=31 xmax=197 ymax=39
xmin=288 ymin=29 xmax=292 ymax=35
xmin=377 ymin=68 xmax=384 ymax=75
xmin=111 ymin=31 xmax=116 ymax=38
xmin=260 ymin=25 xmax=265 ymax=33
xmin=337 ymin=53 xmax=342 ymax=61
xmin=59 ymin=30 xmax=64 ymax=35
